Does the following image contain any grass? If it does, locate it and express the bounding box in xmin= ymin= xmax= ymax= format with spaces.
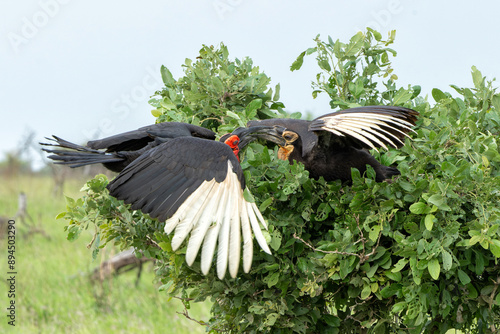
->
xmin=0 ymin=172 xmax=210 ymax=333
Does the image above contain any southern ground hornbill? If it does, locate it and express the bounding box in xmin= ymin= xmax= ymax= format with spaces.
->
xmin=42 ymin=124 xmax=287 ymax=279
xmin=42 ymin=105 xmax=418 ymax=279
xmin=249 ymin=105 xmax=419 ymax=182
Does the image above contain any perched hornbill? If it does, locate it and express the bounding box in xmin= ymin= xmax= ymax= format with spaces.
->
xmin=248 ymin=105 xmax=419 ymax=182
xmin=42 ymin=123 xmax=287 ymax=279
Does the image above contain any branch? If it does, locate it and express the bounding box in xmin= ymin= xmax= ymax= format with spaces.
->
xmin=292 ymin=214 xmax=383 ymax=264
xmin=292 ymin=233 xmax=359 ymax=258
xmin=146 ymin=235 xmax=162 ymax=250
xmin=173 ymin=296 xmax=209 ymax=328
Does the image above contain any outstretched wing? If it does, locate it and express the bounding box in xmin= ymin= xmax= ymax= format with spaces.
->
xmin=88 ymin=122 xmax=216 ymax=152
xmin=309 ymin=106 xmax=419 ymax=152
xmin=107 ymin=136 xmax=271 ymax=279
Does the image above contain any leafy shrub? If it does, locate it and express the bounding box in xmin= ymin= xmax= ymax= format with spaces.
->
xmin=59 ymin=31 xmax=500 ymax=333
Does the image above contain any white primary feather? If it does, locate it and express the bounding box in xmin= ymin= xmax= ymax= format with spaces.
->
xmin=163 ymin=160 xmax=271 ymax=279
xmin=228 ymin=170 xmax=242 ymax=279
xmin=323 ymin=116 xmax=411 ymax=146
xmin=332 ymin=123 xmax=390 ymax=150
xmin=200 ymin=179 xmax=229 ymax=275
xmin=323 ymin=112 xmax=415 ymax=131
xmin=170 ymin=180 xmax=216 ymax=251
xmin=240 ymin=197 xmax=253 ymax=273
xmin=247 ymin=201 xmax=272 ymax=255
xmin=332 ymin=119 xmax=397 ymax=146
xmin=185 ymin=182 xmax=223 ymax=266
xmin=216 ymin=170 xmax=234 ymax=280
xmin=328 ymin=126 xmax=379 ymax=150
xmin=165 ymin=180 xmax=215 ymax=241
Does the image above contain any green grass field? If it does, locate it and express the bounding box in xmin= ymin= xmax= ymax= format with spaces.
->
xmin=0 ymin=173 xmax=210 ymax=333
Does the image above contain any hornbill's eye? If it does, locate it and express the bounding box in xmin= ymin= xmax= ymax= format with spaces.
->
xmin=282 ymin=131 xmax=297 ymax=143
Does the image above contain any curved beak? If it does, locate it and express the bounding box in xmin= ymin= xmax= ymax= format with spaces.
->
xmin=235 ymin=125 xmax=287 ymax=149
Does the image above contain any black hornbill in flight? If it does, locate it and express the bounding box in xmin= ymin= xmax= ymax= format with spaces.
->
xmin=42 ymin=105 xmax=418 ymax=279
xmin=43 ymin=123 xmax=286 ymax=279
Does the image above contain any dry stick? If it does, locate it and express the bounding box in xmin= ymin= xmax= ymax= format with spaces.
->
xmin=172 ymin=296 xmax=209 ymax=327
xmin=487 ymin=277 xmax=500 ymax=333
xmin=292 ymin=215 xmax=383 ymax=264
xmin=146 ymin=235 xmax=162 ymax=249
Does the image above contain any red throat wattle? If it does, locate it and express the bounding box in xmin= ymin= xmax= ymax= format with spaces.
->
xmin=224 ymin=134 xmax=240 ymax=162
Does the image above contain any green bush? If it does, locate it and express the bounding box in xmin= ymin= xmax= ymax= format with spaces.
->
xmin=59 ymin=30 xmax=500 ymax=333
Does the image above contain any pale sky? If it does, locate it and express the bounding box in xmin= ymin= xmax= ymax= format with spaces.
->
xmin=2 ymin=0 xmax=500 ymax=168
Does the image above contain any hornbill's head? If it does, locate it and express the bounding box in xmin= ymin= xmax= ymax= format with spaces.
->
xmin=220 ymin=125 xmax=288 ymax=160
xmin=277 ymin=129 xmax=300 ymax=161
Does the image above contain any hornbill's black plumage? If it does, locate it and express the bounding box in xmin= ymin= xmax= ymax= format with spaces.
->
xmin=42 ymin=124 xmax=287 ymax=279
xmin=42 ymin=122 xmax=217 ymax=172
xmin=248 ymin=105 xmax=419 ymax=182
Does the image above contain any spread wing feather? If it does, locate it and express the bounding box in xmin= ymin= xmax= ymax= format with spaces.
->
xmin=107 ymin=137 xmax=271 ymax=279
xmin=309 ymin=106 xmax=418 ymax=151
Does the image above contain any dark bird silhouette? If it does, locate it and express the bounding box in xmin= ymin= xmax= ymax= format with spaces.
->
xmin=42 ymin=124 xmax=287 ymax=279
xmin=248 ymin=105 xmax=418 ymax=182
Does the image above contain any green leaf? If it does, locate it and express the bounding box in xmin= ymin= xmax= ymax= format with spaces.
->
xmin=492 ymin=94 xmax=500 ymax=112
xmin=291 ymin=51 xmax=306 ymax=71
xmin=369 ymin=225 xmax=381 ymax=242
xmin=432 ymin=88 xmax=447 ymax=102
xmin=427 ymin=194 xmax=451 ymax=211
xmin=367 ymin=27 xmax=382 ymax=41
xmin=391 ymin=258 xmax=407 ymax=273
xmin=424 ymin=214 xmax=435 ymax=231
xmin=297 ymin=257 xmax=314 ymax=273
xmin=323 ymin=314 xmax=341 ymax=327
xmin=265 ymin=272 xmax=279 ymax=288
xmin=490 ymin=239 xmax=500 ymax=257
xmin=211 ymin=76 xmax=224 ymax=93
xmin=55 ymin=211 xmax=66 ymax=220
xmin=264 ymin=312 xmax=279 ymax=326
xmin=384 ymin=270 xmax=402 ymax=282
xmin=245 ymin=99 xmax=263 ymax=114
xmin=243 ymin=188 xmax=255 ymax=203
xmin=392 ymin=301 xmax=407 ymax=314
xmin=471 ymin=65 xmax=483 ymax=89
xmin=151 ymin=109 xmax=162 ymax=118
xmin=380 ymin=283 xmax=401 ymax=298
xmin=344 ymin=32 xmax=364 ymax=57
xmin=392 ymin=88 xmax=412 ymax=105
xmin=409 ymin=202 xmax=429 ymax=214
xmin=457 ymin=269 xmax=471 ymax=285
xmin=441 ymin=250 xmax=453 ymax=271
xmin=318 ymin=59 xmax=331 ymax=72
xmin=273 ymin=83 xmax=280 ymax=101
xmin=259 ymin=197 xmax=273 ymax=212
xmin=360 ymin=284 xmax=372 ymax=299
xmin=428 ymin=258 xmax=440 ymax=280
xmin=160 ymin=65 xmax=175 ymax=86
xmin=226 ymin=110 xmax=245 ymax=127
xmin=270 ymin=230 xmax=282 ymax=251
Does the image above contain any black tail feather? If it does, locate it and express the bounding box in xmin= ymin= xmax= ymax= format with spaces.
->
xmin=41 ymin=136 xmax=124 ymax=168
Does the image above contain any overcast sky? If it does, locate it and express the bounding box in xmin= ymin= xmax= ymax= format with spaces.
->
xmin=2 ymin=0 xmax=500 ymax=168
